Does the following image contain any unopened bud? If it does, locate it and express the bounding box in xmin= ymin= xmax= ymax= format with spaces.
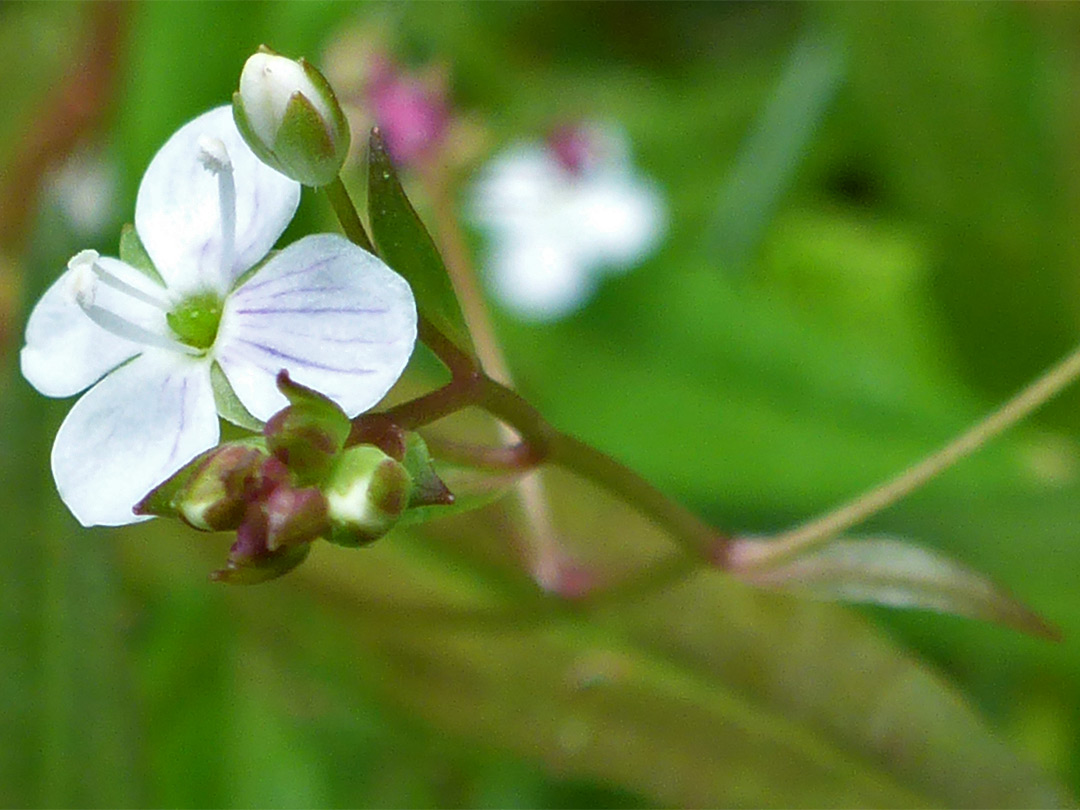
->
xmin=134 ymin=442 xmax=267 ymax=531
xmin=324 ymin=445 xmax=411 ymax=546
xmin=234 ymin=46 xmax=350 ymax=186
xmin=264 ymin=485 xmax=329 ymax=551
xmin=264 ymin=370 xmax=351 ymax=485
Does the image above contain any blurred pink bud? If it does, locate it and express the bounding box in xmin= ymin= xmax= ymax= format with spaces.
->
xmin=367 ymin=59 xmax=450 ymax=166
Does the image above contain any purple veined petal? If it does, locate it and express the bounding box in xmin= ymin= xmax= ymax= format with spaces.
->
xmin=50 ymin=350 xmax=219 ymax=527
xmin=20 ymin=259 xmax=146 ymax=398
xmin=483 ymin=233 xmax=596 ymax=321
xmin=216 ymin=233 xmax=417 ymax=421
xmin=135 ymin=106 xmax=300 ymax=295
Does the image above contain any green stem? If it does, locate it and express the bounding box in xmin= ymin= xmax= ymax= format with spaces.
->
xmin=324 ymin=176 xmax=374 ymax=253
xmin=475 ymin=376 xmax=726 ymax=560
xmin=746 ymin=340 xmax=1080 ymax=569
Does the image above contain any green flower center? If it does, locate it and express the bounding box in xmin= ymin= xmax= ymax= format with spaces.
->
xmin=167 ymin=292 xmax=223 ymax=350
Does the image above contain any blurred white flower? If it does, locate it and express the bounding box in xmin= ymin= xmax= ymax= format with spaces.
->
xmin=20 ymin=106 xmax=416 ymax=527
xmin=468 ymin=123 xmax=666 ymax=320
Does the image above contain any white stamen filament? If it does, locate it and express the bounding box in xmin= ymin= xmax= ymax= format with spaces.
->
xmin=197 ymin=136 xmax=237 ymax=282
xmin=67 ymin=250 xmax=195 ymax=354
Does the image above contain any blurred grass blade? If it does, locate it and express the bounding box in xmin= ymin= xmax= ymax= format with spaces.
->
xmin=712 ymin=28 xmax=846 ymax=271
xmin=367 ymin=128 xmax=475 ymax=354
xmin=733 ymin=536 xmax=1060 ymax=640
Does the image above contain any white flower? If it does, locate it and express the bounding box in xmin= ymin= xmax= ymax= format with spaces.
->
xmin=467 ymin=123 xmax=666 ymax=321
xmin=20 ymin=106 xmax=417 ymax=527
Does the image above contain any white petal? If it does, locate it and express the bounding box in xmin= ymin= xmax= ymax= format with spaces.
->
xmin=50 ymin=351 xmax=219 ymax=527
xmin=20 ymin=260 xmax=143 ymax=398
xmin=466 ymin=145 xmax=561 ymax=235
xmin=215 ymin=233 xmax=417 ymax=421
xmin=135 ymin=105 xmax=300 ymax=294
xmin=483 ymin=234 xmax=595 ymax=321
xmin=566 ymin=171 xmax=666 ymax=271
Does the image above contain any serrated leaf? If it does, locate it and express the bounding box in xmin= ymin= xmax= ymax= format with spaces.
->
xmin=118 ymin=223 xmax=165 ymax=285
xmin=367 ymin=128 xmax=475 ymax=354
xmin=211 ymin=362 xmax=264 ymax=432
xmin=731 ymin=535 xmax=1061 ymax=640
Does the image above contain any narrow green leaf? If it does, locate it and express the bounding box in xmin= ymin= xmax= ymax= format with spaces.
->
xmin=367 ymin=128 xmax=475 ymax=354
xmin=732 ymin=536 xmax=1060 ymax=640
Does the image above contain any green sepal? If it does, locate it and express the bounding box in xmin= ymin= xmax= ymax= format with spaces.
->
xmin=367 ymin=127 xmax=476 ymax=354
xmin=210 ymin=542 xmax=311 ymax=585
xmin=401 ymin=432 xmax=454 ymax=508
xmin=274 ymin=91 xmax=340 ymax=186
xmin=133 ymin=447 xmax=216 ymax=520
xmin=397 ymin=479 xmax=514 ymax=528
xmin=299 ymin=56 xmax=351 ymax=164
xmin=118 ymin=223 xmax=165 ymax=285
xmin=232 ymin=91 xmax=287 ymax=175
xmin=211 ymin=362 xmax=264 ymax=432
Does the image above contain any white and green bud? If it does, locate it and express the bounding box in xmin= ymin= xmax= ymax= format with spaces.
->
xmin=324 ymin=445 xmax=412 ymax=547
xmin=134 ymin=442 xmax=268 ymax=531
xmin=233 ymin=46 xmax=350 ymax=187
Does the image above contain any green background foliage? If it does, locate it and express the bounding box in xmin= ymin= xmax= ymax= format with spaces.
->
xmin=3 ymin=2 xmax=1080 ymax=806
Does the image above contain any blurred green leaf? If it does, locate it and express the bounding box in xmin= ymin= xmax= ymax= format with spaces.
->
xmin=712 ymin=28 xmax=846 ymax=271
xmin=258 ymin=535 xmax=1071 ymax=809
xmin=731 ymin=536 xmax=1060 ymax=640
xmin=367 ymin=128 xmax=476 ymax=354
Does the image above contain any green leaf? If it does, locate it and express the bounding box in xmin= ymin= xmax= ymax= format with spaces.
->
xmin=731 ymin=536 xmax=1061 ymax=641
xmin=210 ymin=362 xmax=263 ymax=432
xmin=118 ymin=223 xmax=165 ymax=285
xmin=712 ymin=29 xmax=846 ymax=271
xmin=366 ymin=128 xmax=475 ymax=354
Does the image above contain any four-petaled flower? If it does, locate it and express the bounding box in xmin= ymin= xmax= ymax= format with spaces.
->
xmin=467 ymin=122 xmax=666 ymax=321
xmin=20 ymin=106 xmax=417 ymax=527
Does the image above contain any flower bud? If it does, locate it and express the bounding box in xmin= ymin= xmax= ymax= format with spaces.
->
xmin=134 ymin=442 xmax=268 ymax=531
xmin=264 ymin=372 xmax=351 ymax=485
xmin=324 ymin=445 xmax=411 ymax=547
xmin=263 ymin=484 xmax=329 ymax=551
xmin=233 ymin=46 xmax=350 ymax=187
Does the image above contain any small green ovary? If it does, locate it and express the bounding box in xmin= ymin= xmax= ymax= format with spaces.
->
xmin=167 ymin=292 xmax=224 ymax=350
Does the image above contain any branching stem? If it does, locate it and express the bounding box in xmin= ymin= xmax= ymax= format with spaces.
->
xmin=327 ymin=168 xmax=1080 ymax=583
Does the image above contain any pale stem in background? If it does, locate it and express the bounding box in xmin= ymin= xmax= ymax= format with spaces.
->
xmin=733 ymin=339 xmax=1080 ymax=570
xmin=419 ymin=161 xmax=571 ymax=592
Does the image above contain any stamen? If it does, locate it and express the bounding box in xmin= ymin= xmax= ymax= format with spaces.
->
xmin=79 ymin=303 xmax=198 ymax=354
xmin=197 ymin=136 xmax=237 ymax=284
xmin=67 ymin=250 xmax=195 ymax=355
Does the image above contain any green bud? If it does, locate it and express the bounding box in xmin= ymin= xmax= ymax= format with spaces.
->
xmin=134 ymin=442 xmax=268 ymax=531
xmin=263 ymin=371 xmax=351 ymax=485
xmin=234 ymin=46 xmax=350 ymax=187
xmin=324 ymin=445 xmax=412 ymax=547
